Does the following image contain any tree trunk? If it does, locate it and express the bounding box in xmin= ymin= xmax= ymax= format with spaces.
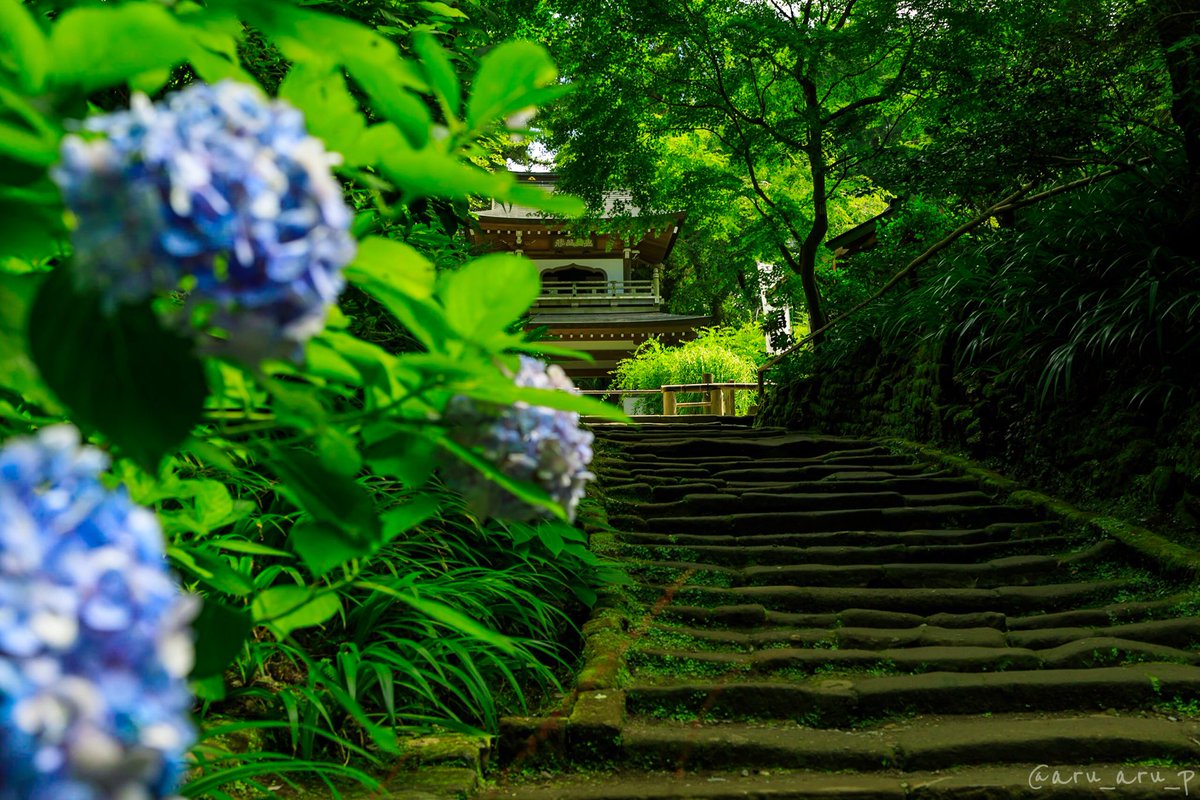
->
xmin=797 ymin=77 xmax=829 ymax=339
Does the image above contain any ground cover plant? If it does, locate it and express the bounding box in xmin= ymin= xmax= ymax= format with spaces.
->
xmin=0 ymin=1 xmax=623 ymax=796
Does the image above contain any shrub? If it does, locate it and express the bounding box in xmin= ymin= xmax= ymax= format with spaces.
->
xmin=613 ymin=324 xmax=766 ymax=414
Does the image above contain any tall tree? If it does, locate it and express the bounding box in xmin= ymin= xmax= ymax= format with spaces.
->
xmin=521 ymin=0 xmax=928 ymax=334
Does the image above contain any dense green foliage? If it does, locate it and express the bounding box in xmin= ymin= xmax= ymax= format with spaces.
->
xmin=509 ymin=0 xmax=1197 ymax=340
xmin=0 ymin=0 xmax=624 ymax=795
xmin=613 ymin=325 xmax=766 ymax=415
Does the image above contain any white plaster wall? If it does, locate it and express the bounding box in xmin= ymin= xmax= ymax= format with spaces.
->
xmin=535 ymin=258 xmax=624 ymax=283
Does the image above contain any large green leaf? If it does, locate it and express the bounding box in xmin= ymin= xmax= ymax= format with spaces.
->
xmin=380 ymin=496 xmax=440 ymax=542
xmin=48 ymin=3 xmax=193 ymax=92
xmin=268 ymin=448 xmax=381 ymax=541
xmin=465 ymin=40 xmax=563 ymax=132
xmin=278 ymin=64 xmax=372 ymax=165
xmin=0 ymin=88 xmax=58 ymax=166
xmin=411 ymin=31 xmax=461 ymax=118
xmin=289 ymin=521 xmax=370 ymax=579
xmin=0 ymin=0 xmax=48 ymax=92
xmin=191 ymin=599 xmax=253 ymax=679
xmin=363 ymin=426 xmax=438 ymax=487
xmin=344 ymin=236 xmax=436 ymax=301
xmin=251 ymin=584 xmax=342 ymax=640
xmin=0 ymin=270 xmax=54 ymax=407
xmin=27 ymin=267 xmax=206 ymax=471
xmin=439 ymin=254 xmax=539 ymax=344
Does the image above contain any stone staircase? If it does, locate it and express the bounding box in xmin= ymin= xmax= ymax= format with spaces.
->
xmin=485 ymin=420 xmax=1200 ymax=799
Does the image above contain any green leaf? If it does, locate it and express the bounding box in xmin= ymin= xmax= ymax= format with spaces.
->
xmin=169 ymin=547 xmax=255 ymax=596
xmin=505 ymin=181 xmax=586 ymax=217
xmin=251 ymin=585 xmax=342 ymax=639
xmin=439 ymin=254 xmax=539 ymax=343
xmin=458 ymin=380 xmax=628 ymax=421
xmin=290 ymin=521 xmax=369 ymax=579
xmin=48 ymin=4 xmax=193 ymax=93
xmin=0 ymin=0 xmax=48 ymax=93
xmin=0 ymin=270 xmax=54 ymax=408
xmin=344 ymin=236 xmax=436 ymax=301
xmin=466 ymin=41 xmax=559 ymax=132
xmin=278 ymin=63 xmax=370 ymax=165
xmin=315 ymin=427 xmax=363 ymax=477
xmin=364 ymin=428 xmax=438 ymax=487
xmin=0 ymin=88 xmax=58 ymax=166
xmin=350 ymin=68 xmax=432 ymax=149
xmin=418 ymin=1 xmax=469 ymax=19
xmin=412 ymin=31 xmax=461 ymax=118
xmin=28 ymin=267 xmax=206 ymax=472
xmin=380 ymin=496 xmax=440 ymax=543
xmin=355 ymin=581 xmax=517 ymax=655
xmin=268 ymin=448 xmax=381 ymax=540
xmin=191 ymin=600 xmax=253 ymax=679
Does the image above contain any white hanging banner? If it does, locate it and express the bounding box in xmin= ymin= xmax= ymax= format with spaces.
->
xmin=757 ymin=261 xmax=793 ymax=355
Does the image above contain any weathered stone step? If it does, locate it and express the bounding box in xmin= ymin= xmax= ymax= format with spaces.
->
xmin=718 ymin=476 xmax=982 ymax=496
xmin=658 ymin=605 xmax=1011 ymax=631
xmin=617 ymin=535 xmax=1074 ymax=566
xmin=483 ymin=762 xmax=1200 ymax=800
xmin=634 ymin=580 xmax=1129 ymax=615
xmin=643 ymin=615 xmax=1200 ymax=655
xmin=610 ymin=435 xmax=880 ymax=460
xmin=625 ymin=553 xmax=1066 ymax=589
xmin=621 ymin=504 xmax=1043 ymax=535
xmin=625 ymin=662 xmax=1200 ymax=724
xmin=624 ymin=491 xmax=996 ymax=519
xmin=629 ymin=637 xmax=1199 ymax=676
xmin=1007 ymin=594 xmax=1197 ymax=629
xmin=606 ymin=445 xmax=897 ymax=467
xmin=1007 ymin=616 xmax=1200 ymax=649
xmin=618 ymin=522 xmax=1060 ymax=549
xmin=712 ymin=463 xmax=935 ymax=481
xmin=613 ymin=714 xmax=1200 ymax=773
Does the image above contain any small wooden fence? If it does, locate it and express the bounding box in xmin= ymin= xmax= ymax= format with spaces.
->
xmin=580 ymin=373 xmax=761 ymax=416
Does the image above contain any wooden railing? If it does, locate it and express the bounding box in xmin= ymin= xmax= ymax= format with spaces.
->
xmin=580 ymin=374 xmax=761 ymax=416
xmin=536 ymin=279 xmax=661 ymax=306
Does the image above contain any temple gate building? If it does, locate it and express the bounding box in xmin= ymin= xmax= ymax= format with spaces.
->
xmin=470 ymin=173 xmax=711 ymax=382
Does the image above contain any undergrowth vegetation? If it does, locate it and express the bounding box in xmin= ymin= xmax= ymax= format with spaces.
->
xmin=613 ymin=324 xmax=767 ymax=415
xmin=765 ymin=156 xmax=1200 ymax=525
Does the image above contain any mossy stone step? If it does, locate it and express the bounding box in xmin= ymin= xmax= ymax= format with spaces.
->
xmin=1006 ymin=616 xmax=1200 ymax=649
xmin=482 ymin=764 xmax=1200 ymax=800
xmin=656 ymin=605 xmax=1012 ymax=631
xmin=628 ymin=638 xmax=1199 ymax=676
xmin=618 ymin=522 xmax=1060 ymax=549
xmin=711 ymin=463 xmax=934 ymax=481
xmin=1006 ymin=594 xmax=1198 ymax=629
xmin=625 ymin=662 xmax=1200 ymax=724
xmin=625 ymin=554 xmax=1066 ymax=590
xmin=635 ymin=580 xmax=1129 ymax=615
xmin=718 ymin=476 xmax=982 ymax=495
xmin=616 ymin=535 xmax=1073 ymax=567
xmin=611 ymin=435 xmax=879 ymax=458
xmin=624 ymin=490 xmax=996 ymax=519
xmin=622 ymin=504 xmax=1042 ymax=535
xmin=610 ymin=714 xmax=1200 ymax=773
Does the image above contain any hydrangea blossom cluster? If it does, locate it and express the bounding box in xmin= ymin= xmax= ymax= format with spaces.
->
xmin=444 ymin=357 xmax=595 ymax=522
xmin=0 ymin=426 xmax=197 ymax=800
xmin=52 ymin=80 xmax=355 ymax=363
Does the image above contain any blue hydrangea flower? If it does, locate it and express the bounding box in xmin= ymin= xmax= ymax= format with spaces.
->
xmin=444 ymin=357 xmax=595 ymax=522
xmin=52 ymin=81 xmax=355 ymax=363
xmin=0 ymin=426 xmax=197 ymax=800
